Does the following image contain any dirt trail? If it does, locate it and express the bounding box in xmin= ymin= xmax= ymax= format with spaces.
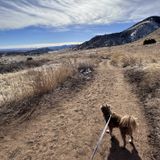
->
xmin=0 ymin=60 xmax=151 ymax=160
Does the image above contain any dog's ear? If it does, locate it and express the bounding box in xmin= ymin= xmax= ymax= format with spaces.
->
xmin=100 ymin=104 xmax=104 ymax=110
xmin=100 ymin=104 xmax=107 ymax=112
xmin=105 ymin=104 xmax=111 ymax=110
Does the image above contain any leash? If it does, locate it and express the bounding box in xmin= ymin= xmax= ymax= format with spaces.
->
xmin=90 ymin=114 xmax=112 ymax=160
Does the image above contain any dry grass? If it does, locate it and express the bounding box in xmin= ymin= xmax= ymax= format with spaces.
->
xmin=76 ymin=59 xmax=95 ymax=72
xmin=110 ymin=53 xmax=142 ymax=67
xmin=141 ymin=64 xmax=160 ymax=97
xmin=0 ymin=63 xmax=74 ymax=107
xmin=124 ymin=63 xmax=160 ymax=158
xmin=0 ymin=57 xmax=96 ymax=108
xmin=125 ymin=64 xmax=160 ymax=100
xmin=0 ymin=59 xmax=50 ymax=74
xmin=0 ymin=57 xmax=96 ymax=126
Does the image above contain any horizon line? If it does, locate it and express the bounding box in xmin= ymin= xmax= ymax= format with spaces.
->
xmin=0 ymin=42 xmax=82 ymax=50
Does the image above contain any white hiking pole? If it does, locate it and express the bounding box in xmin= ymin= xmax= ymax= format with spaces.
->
xmin=90 ymin=114 xmax=112 ymax=160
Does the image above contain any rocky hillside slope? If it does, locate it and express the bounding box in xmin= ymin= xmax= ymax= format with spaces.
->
xmin=77 ymin=16 xmax=160 ymax=49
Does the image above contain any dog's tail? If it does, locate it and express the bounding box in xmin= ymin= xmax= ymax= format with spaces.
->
xmin=120 ymin=115 xmax=137 ymax=132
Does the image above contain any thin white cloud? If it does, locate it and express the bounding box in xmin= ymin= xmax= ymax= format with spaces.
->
xmin=0 ymin=0 xmax=160 ymax=30
xmin=0 ymin=42 xmax=81 ymax=49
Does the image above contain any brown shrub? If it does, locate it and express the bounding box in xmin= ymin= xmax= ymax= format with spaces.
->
xmin=143 ymin=39 xmax=156 ymax=45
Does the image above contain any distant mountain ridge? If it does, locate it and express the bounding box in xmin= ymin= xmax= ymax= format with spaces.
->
xmin=0 ymin=44 xmax=75 ymax=56
xmin=76 ymin=16 xmax=160 ymax=49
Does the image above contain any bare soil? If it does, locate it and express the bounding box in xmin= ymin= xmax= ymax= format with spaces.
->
xmin=0 ymin=59 xmax=152 ymax=160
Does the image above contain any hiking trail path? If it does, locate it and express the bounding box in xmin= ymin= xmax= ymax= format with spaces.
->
xmin=0 ymin=59 xmax=151 ymax=160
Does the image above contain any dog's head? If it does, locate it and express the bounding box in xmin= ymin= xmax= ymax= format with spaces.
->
xmin=100 ymin=104 xmax=111 ymax=116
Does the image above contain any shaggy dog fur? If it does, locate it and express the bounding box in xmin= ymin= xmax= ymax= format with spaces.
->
xmin=101 ymin=104 xmax=137 ymax=148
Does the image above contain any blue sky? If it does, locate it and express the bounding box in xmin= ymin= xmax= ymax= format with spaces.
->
xmin=0 ymin=23 xmax=134 ymax=48
xmin=0 ymin=0 xmax=160 ymax=49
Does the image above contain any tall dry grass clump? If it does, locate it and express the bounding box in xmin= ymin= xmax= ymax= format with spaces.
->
xmin=110 ymin=53 xmax=142 ymax=67
xmin=0 ymin=63 xmax=74 ymax=107
xmin=76 ymin=59 xmax=95 ymax=72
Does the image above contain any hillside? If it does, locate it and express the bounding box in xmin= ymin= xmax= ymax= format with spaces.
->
xmin=132 ymin=28 xmax=160 ymax=45
xmin=77 ymin=16 xmax=160 ymax=49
